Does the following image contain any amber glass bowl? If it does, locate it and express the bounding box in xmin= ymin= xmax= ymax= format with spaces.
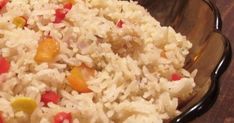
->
xmin=134 ymin=0 xmax=232 ymax=122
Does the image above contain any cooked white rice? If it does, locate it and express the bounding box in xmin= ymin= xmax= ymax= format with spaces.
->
xmin=0 ymin=0 xmax=196 ymax=123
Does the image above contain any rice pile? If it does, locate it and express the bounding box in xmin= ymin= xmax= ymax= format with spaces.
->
xmin=0 ymin=0 xmax=196 ymax=123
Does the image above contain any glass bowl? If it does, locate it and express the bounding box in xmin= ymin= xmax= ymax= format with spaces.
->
xmin=135 ymin=0 xmax=232 ymax=122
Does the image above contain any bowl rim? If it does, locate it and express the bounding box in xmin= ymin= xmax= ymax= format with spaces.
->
xmin=171 ymin=0 xmax=232 ymax=122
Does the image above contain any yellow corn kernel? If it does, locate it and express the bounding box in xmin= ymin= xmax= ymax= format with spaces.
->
xmin=34 ymin=38 xmax=60 ymax=63
xmin=13 ymin=16 xmax=27 ymax=28
xmin=11 ymin=97 xmax=37 ymax=114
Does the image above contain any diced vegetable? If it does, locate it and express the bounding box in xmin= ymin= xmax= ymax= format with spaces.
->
xmin=54 ymin=2 xmax=73 ymax=23
xmin=64 ymin=2 xmax=73 ymax=10
xmin=67 ymin=64 xmax=95 ymax=93
xmin=0 ymin=57 xmax=10 ymax=74
xmin=54 ymin=112 xmax=72 ymax=123
xmin=41 ymin=90 xmax=60 ymax=106
xmin=116 ymin=19 xmax=124 ymax=28
xmin=63 ymin=0 xmax=75 ymax=4
xmin=0 ymin=0 xmax=8 ymax=10
xmin=54 ymin=9 xmax=67 ymax=23
xmin=11 ymin=97 xmax=37 ymax=114
xmin=13 ymin=16 xmax=27 ymax=28
xmin=0 ymin=112 xmax=4 ymax=123
xmin=171 ymin=73 xmax=182 ymax=81
xmin=34 ymin=38 xmax=60 ymax=63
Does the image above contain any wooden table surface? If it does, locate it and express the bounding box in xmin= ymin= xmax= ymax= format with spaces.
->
xmin=192 ymin=0 xmax=234 ymax=123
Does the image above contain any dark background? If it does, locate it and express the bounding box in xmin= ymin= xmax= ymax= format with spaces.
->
xmin=193 ymin=0 xmax=234 ymax=123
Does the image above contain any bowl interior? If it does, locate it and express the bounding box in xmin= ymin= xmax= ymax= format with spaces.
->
xmin=136 ymin=0 xmax=225 ymax=119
